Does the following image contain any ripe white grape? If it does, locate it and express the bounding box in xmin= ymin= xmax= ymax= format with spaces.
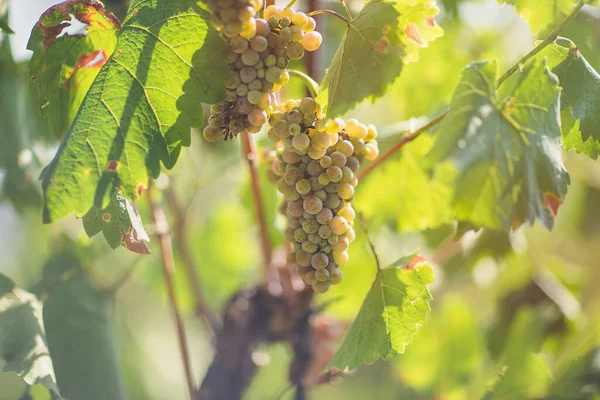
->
xmin=301 ymin=31 xmax=322 ymax=51
xmin=326 ymin=166 xmax=343 ymax=183
xmin=329 ymin=216 xmax=349 ymax=235
xmin=303 ymin=195 xmax=323 ymax=214
xmin=248 ymin=108 xmax=267 ymax=126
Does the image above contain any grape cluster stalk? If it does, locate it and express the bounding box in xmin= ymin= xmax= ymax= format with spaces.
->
xmin=204 ymin=6 xmax=323 ymax=142
xmin=265 ymin=98 xmax=379 ymax=292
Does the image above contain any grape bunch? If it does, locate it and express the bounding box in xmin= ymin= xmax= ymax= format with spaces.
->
xmin=203 ymin=6 xmax=323 ymax=142
xmin=266 ymin=98 xmax=379 ymax=293
xmin=205 ymin=0 xmax=263 ymax=38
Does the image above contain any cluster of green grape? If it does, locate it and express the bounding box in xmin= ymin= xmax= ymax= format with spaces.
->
xmin=205 ymin=0 xmax=264 ymax=38
xmin=203 ymin=6 xmax=323 ymax=142
xmin=266 ymin=98 xmax=379 ymax=293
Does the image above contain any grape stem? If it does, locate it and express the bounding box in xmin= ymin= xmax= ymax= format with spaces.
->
xmin=240 ymin=130 xmax=276 ymax=291
xmin=166 ymin=183 xmax=220 ymax=337
xmin=358 ymin=0 xmax=585 ymax=181
xmin=339 ymin=0 xmax=353 ymax=20
xmin=288 ymin=69 xmax=319 ymax=97
xmin=307 ymin=9 xmax=350 ymax=25
xmin=147 ymin=181 xmax=196 ymax=400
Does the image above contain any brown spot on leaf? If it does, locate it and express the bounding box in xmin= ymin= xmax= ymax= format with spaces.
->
xmin=544 ymin=193 xmax=562 ymax=216
xmin=132 ymin=9 xmax=138 ymax=16
xmin=405 ymin=23 xmax=425 ymax=46
xmin=64 ymin=49 xmax=107 ymax=88
xmin=106 ymin=160 xmax=119 ymax=171
xmin=137 ymin=184 xmax=145 ymax=198
xmin=381 ymin=24 xmax=391 ymax=35
xmin=426 ymin=16 xmax=437 ymax=28
xmin=29 ymin=75 xmax=37 ymax=84
xmin=375 ymin=37 xmax=390 ymax=53
xmin=102 ymin=213 xmax=111 ymax=222
xmin=403 ymin=254 xmax=426 ymax=270
xmin=50 ymin=176 xmax=56 ymax=185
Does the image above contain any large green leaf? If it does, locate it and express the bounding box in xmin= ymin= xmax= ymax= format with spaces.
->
xmin=426 ymin=60 xmax=569 ymax=231
xmin=498 ymin=0 xmax=575 ymax=34
xmin=83 ymin=186 xmax=151 ymax=253
xmin=27 ymin=1 xmax=120 ymax=138
xmin=318 ymin=0 xmax=442 ymax=117
xmin=35 ymin=247 xmax=126 ymax=400
xmin=328 ymin=253 xmax=434 ymax=371
xmin=0 ymin=274 xmax=59 ymax=397
xmin=38 ymin=0 xmax=230 ymax=223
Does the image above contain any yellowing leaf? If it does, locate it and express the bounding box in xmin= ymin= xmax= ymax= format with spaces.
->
xmin=397 ymin=0 xmax=444 ymax=63
xmin=328 ymin=256 xmax=434 ymax=371
xmin=499 ymin=0 xmax=575 ymax=34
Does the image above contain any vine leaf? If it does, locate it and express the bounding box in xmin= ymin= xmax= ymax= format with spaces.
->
xmin=27 ymin=1 xmax=121 ymax=138
xmin=83 ymin=187 xmax=151 ymax=254
xmin=32 ymin=244 xmax=127 ymax=400
xmin=540 ymin=43 xmax=600 ymax=159
xmin=0 ymin=0 xmax=12 ymax=34
xmin=328 ymin=253 xmax=434 ymax=371
xmin=37 ymin=0 xmax=230 ymax=223
xmin=0 ymin=274 xmax=60 ymax=397
xmin=318 ymin=0 xmax=442 ymax=118
xmin=498 ymin=0 xmax=575 ymax=34
xmin=425 ymin=60 xmax=569 ymax=231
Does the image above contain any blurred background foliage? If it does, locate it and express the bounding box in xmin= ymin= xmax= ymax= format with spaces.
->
xmin=1 ymin=0 xmax=600 ymax=399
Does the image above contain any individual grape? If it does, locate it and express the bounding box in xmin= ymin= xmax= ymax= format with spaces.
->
xmin=203 ymin=126 xmax=221 ymax=142
xmin=235 ymin=96 xmax=252 ymax=114
xmin=329 ymin=268 xmax=342 ymax=284
xmin=303 ymin=195 xmax=323 ymax=215
xmin=323 ymin=193 xmax=341 ymax=209
xmin=326 ymin=166 xmax=343 ymax=182
xmin=312 ymin=281 xmax=330 ymax=293
xmin=305 ymin=271 xmax=319 ymax=285
xmin=345 ymin=226 xmax=356 ymax=243
xmin=336 ymin=140 xmax=354 ymax=157
xmin=338 ymin=204 xmax=355 ymax=223
xmin=288 ymin=199 xmax=304 ymax=218
xmin=318 ymin=173 xmax=329 ymax=187
xmin=236 ymin=84 xmax=249 ymax=97
xmin=315 ymin=268 xmax=329 ymax=282
xmin=319 ymin=155 xmax=332 ymax=168
xmin=291 ymin=12 xmax=308 ymax=28
xmin=240 ymin=66 xmax=257 ymax=83
xmin=286 ymin=41 xmax=305 ymax=60
xmin=332 ymin=250 xmax=349 ymax=265
xmin=346 ymin=156 xmax=359 ymax=172
xmin=364 ymin=143 xmax=379 ymax=160
xmin=338 ymin=183 xmax=354 ymax=200
xmin=307 ymin=160 xmax=324 ymax=176
xmin=265 ymin=66 xmax=282 ymax=83
xmin=301 ymin=31 xmax=322 ymax=51
xmin=329 ymin=216 xmax=349 ymax=235
xmin=302 ymin=219 xmax=319 ymax=234
xmin=290 ymin=25 xmax=304 ymax=42
xmin=284 ymin=167 xmax=303 ymax=185
xmin=296 ymin=250 xmax=311 ymax=267
xmin=330 ymin=151 xmax=346 ymax=167
xmin=231 ymin=36 xmax=249 ymax=53
xmin=296 ymin=179 xmax=311 ymax=195
xmin=247 ymin=89 xmax=262 ymax=105
xmin=311 ymin=132 xmax=331 ymax=151
xmin=292 ymin=133 xmax=310 ymax=151
xmin=303 ymin=17 xmax=316 ymax=32
xmin=241 ymin=48 xmax=259 ymax=65
xmin=248 ymin=108 xmax=267 ymax=126
xmin=332 ymin=236 xmax=349 ymax=252
xmin=250 ymin=35 xmax=268 ymax=52
xmin=302 ymin=241 xmax=318 ymax=254
xmin=316 ymin=208 xmax=333 ymax=224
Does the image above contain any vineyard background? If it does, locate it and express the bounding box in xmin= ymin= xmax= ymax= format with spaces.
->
xmin=1 ymin=0 xmax=600 ymax=399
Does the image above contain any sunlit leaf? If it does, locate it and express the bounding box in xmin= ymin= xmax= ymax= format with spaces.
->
xmin=27 ymin=1 xmax=120 ymax=137
xmin=0 ymin=0 xmax=12 ymax=34
xmin=328 ymin=255 xmax=434 ymax=370
xmin=426 ymin=60 xmax=569 ymax=231
xmin=38 ymin=0 xmax=230 ymax=223
xmin=498 ymin=0 xmax=575 ymax=34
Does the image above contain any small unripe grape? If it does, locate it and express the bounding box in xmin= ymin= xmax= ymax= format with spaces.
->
xmin=307 ymin=160 xmax=324 ymax=176
xmin=364 ymin=143 xmax=379 ymax=160
xmin=256 ymin=19 xmax=270 ymax=36
xmin=305 ymin=271 xmax=319 ymax=285
xmin=292 ymin=133 xmax=310 ymax=151
xmin=296 ymin=179 xmax=311 ymax=195
xmin=248 ymin=108 xmax=267 ymax=126
xmin=324 ymin=193 xmax=341 ymax=209
xmin=333 ymin=250 xmax=349 ymax=265
xmin=250 ymin=35 xmax=268 ymax=52
xmin=231 ymin=36 xmax=249 ymax=54
xmin=330 ymin=151 xmax=347 ymax=167
xmin=286 ymin=41 xmax=305 ymax=60
xmin=312 ymin=281 xmax=330 ymax=293
xmin=290 ymin=25 xmax=304 ymax=42
xmin=303 ymin=195 xmax=323 ymax=215
xmin=318 ymin=225 xmax=332 ymax=239
xmin=303 ymin=17 xmax=316 ymax=32
xmin=336 ymin=140 xmax=354 ymax=157
xmin=338 ymin=205 xmax=355 ymax=222
xmin=203 ymin=126 xmax=221 ymax=142
xmin=318 ymin=173 xmax=330 ymax=186
xmin=301 ymin=31 xmax=322 ymax=51
xmin=302 ymin=219 xmax=319 ymax=234
xmin=319 ymin=155 xmax=332 ymax=168
xmin=316 ymin=208 xmax=333 ymax=224
xmin=288 ymin=199 xmax=305 ymax=218
xmin=327 ymin=166 xmax=343 ymax=182
xmin=338 ymin=183 xmax=354 ymax=200
xmin=265 ymin=5 xmax=282 ymax=19
xmin=332 ymin=236 xmax=349 ymax=251
xmin=296 ymin=250 xmax=311 ymax=267
xmin=346 ymin=156 xmax=360 ymax=172
xmin=345 ymin=226 xmax=356 ymax=243
xmin=330 ymin=216 xmax=349 ymax=235
xmin=329 ymin=268 xmax=342 ymax=284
